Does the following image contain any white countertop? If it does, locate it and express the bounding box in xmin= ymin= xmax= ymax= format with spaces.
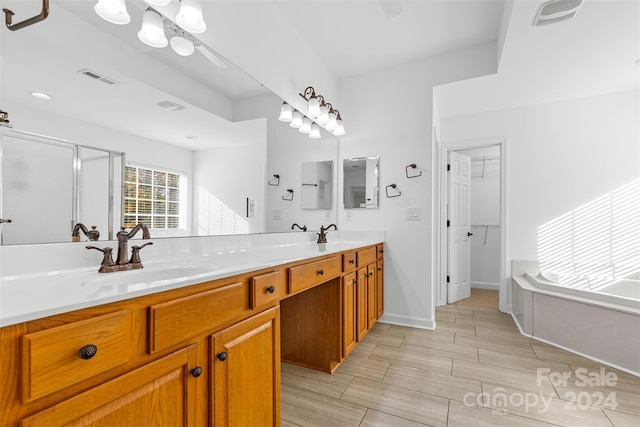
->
xmin=0 ymin=232 xmax=384 ymax=327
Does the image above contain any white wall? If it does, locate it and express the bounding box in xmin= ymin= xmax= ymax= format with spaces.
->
xmin=337 ymin=43 xmax=498 ymax=328
xmin=441 ymin=89 xmax=640 ymax=305
xmin=192 ymin=138 xmax=266 ymax=236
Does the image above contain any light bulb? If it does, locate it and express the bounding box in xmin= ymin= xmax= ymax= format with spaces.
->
xmin=176 ymin=0 xmax=206 ymax=34
xmin=299 ymin=117 xmax=312 ymax=134
xmin=278 ymin=102 xmax=292 ymax=122
xmin=138 ymin=8 xmax=168 ymax=48
xmin=170 ymin=36 xmax=195 ymax=56
xmin=317 ymin=105 xmax=329 ymax=124
xmin=309 ymin=124 xmax=321 ymax=139
xmin=290 ymin=110 xmax=303 ymax=129
xmin=94 ymin=0 xmax=130 ymax=25
xmin=307 ymin=96 xmax=321 ymax=117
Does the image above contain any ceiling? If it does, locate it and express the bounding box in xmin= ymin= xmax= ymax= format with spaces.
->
xmin=273 ymin=0 xmax=506 ymax=79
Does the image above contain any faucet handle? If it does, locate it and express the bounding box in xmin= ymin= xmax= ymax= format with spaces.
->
xmin=86 ymin=246 xmax=116 ymax=273
xmin=129 ymin=242 xmax=154 ymax=269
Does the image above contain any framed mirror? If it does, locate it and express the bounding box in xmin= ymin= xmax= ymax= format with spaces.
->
xmin=301 ymin=161 xmax=333 ymax=210
xmin=343 ymin=156 xmax=379 ymax=209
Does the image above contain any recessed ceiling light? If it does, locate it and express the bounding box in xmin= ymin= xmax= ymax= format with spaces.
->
xmin=186 ymin=135 xmax=199 ymax=140
xmin=156 ymin=100 xmax=186 ymax=111
xmin=29 ymin=91 xmax=52 ymax=100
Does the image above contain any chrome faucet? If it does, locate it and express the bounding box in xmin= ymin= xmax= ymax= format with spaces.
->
xmin=116 ymin=224 xmax=151 ymax=270
xmin=317 ymin=224 xmax=337 ymax=244
xmin=291 ymin=223 xmax=307 ymax=232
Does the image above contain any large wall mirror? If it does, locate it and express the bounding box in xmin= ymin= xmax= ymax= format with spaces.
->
xmin=0 ymin=0 xmax=337 ymax=244
xmin=343 ymin=156 xmax=379 ymax=209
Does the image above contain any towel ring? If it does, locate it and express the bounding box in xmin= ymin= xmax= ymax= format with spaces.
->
xmin=405 ymin=163 xmax=422 ymax=178
xmin=385 ymin=184 xmax=401 ymax=198
xmin=282 ymin=189 xmax=294 ymax=201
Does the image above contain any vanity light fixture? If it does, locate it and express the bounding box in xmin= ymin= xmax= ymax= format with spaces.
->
xmin=299 ymin=117 xmax=312 ymax=134
xmin=290 ymin=110 xmax=303 ymax=129
xmin=138 ymin=7 xmax=168 ymax=48
xmin=278 ymin=102 xmax=293 ymax=121
xmin=94 ymin=0 xmax=131 ymax=25
xmin=170 ymin=32 xmax=195 ymax=56
xmin=29 ymin=91 xmax=52 ymax=100
xmin=309 ymin=124 xmax=321 ymax=139
xmin=176 ymin=0 xmax=206 ymax=34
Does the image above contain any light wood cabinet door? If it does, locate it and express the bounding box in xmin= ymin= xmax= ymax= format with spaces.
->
xmin=356 ymin=268 xmax=368 ymax=342
xmin=376 ymin=260 xmax=384 ymax=318
xmin=366 ymin=264 xmax=377 ymax=329
xmin=20 ymin=344 xmax=202 ymax=427
xmin=212 ymin=307 xmax=280 ymax=427
xmin=342 ymin=272 xmax=357 ymax=358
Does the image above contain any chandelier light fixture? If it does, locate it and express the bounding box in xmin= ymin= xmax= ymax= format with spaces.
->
xmin=176 ymin=0 xmax=206 ymax=34
xmin=278 ymin=86 xmax=346 ymax=140
xmin=138 ymin=7 xmax=168 ymax=48
xmin=94 ymin=0 xmax=130 ymax=25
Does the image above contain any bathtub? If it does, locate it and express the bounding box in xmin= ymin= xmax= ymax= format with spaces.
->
xmin=524 ymin=271 xmax=640 ymax=309
xmin=512 ymin=261 xmax=640 ymax=376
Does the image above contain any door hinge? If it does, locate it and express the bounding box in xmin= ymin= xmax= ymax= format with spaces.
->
xmin=446 ymin=220 xmax=450 ymax=227
xmin=447 ymin=164 xmax=450 ymax=171
xmin=446 ymin=275 xmax=450 ymax=283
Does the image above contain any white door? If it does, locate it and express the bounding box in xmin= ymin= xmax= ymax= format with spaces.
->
xmin=447 ymin=151 xmax=472 ymax=303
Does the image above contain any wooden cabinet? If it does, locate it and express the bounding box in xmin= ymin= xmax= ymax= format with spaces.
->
xmin=20 ymin=344 xmax=201 ymax=426
xmin=342 ymin=272 xmax=357 ymax=358
xmin=1 ymin=243 xmax=383 ymax=427
xmin=377 ymin=259 xmax=384 ymax=318
xmin=212 ymin=307 xmax=280 ymax=427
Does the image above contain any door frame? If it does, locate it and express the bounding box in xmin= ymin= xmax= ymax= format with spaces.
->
xmin=433 ymin=137 xmax=509 ymax=312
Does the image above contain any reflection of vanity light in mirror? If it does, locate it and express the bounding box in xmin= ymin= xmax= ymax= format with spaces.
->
xmin=343 ymin=157 xmax=379 ymax=209
xmin=301 ymin=161 xmax=333 ymax=210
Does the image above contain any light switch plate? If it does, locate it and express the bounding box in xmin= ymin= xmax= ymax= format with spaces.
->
xmin=407 ymin=208 xmax=421 ymax=220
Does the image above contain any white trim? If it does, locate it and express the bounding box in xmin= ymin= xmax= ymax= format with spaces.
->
xmin=378 ymin=314 xmax=436 ymax=330
xmin=471 ymin=281 xmax=500 ymax=290
xmin=509 ymin=312 xmax=640 ymax=378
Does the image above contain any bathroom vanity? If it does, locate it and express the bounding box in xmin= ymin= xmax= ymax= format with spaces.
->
xmin=0 ymin=236 xmax=383 ymax=426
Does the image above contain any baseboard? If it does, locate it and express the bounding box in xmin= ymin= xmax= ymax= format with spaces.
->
xmin=378 ymin=313 xmax=436 ymax=330
xmin=471 ymin=282 xmax=499 ymax=290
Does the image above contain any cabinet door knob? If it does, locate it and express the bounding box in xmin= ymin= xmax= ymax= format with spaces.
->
xmin=369 ymin=272 xmax=374 ymax=277
xmin=266 ymin=285 xmax=275 ymax=294
xmin=191 ymin=366 xmax=203 ymax=378
xmin=318 ymin=269 xmax=324 ymax=276
xmin=349 ymin=259 xmax=355 ymax=264
xmin=217 ymin=352 xmax=228 ymax=362
xmin=78 ymin=344 xmax=98 ymax=360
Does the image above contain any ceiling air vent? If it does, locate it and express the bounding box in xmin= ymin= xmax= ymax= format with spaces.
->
xmin=533 ymin=0 xmax=583 ymax=26
xmin=156 ymin=101 xmax=186 ymax=111
xmin=78 ymin=68 xmax=119 ymax=86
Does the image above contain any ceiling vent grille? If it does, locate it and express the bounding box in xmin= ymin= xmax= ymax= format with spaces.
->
xmin=78 ymin=69 xmax=119 ymax=86
xmin=533 ymin=0 xmax=583 ymax=26
xmin=156 ymin=101 xmax=186 ymax=111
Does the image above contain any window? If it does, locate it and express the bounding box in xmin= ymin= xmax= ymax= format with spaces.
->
xmin=124 ymin=164 xmax=186 ymax=230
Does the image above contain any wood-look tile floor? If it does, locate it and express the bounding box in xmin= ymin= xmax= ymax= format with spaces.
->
xmin=280 ymin=304 xmax=640 ymax=427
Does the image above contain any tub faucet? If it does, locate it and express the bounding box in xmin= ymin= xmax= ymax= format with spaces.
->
xmin=72 ymin=223 xmax=100 ymax=242
xmin=317 ymin=224 xmax=337 ymax=244
xmin=291 ymin=223 xmax=307 ymax=232
xmin=116 ymin=224 xmax=151 ymax=270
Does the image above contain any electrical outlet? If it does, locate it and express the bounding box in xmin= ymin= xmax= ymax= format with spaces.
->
xmin=407 ymin=208 xmax=421 ymax=220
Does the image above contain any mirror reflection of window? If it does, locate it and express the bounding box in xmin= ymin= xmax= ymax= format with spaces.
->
xmin=343 ymin=157 xmax=379 ymax=209
xmin=301 ymin=161 xmax=333 ymax=210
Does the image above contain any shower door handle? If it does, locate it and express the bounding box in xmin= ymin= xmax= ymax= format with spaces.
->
xmin=0 ymin=218 xmax=12 ymax=223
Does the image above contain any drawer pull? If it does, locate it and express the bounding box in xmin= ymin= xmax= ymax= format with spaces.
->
xmin=266 ymin=285 xmax=276 ymax=294
xmin=349 ymin=259 xmax=355 ymax=264
xmin=78 ymin=344 xmax=98 ymax=360
xmin=217 ymin=352 xmax=228 ymax=362
xmin=318 ymin=269 xmax=324 ymax=276
xmin=191 ymin=366 xmax=203 ymax=378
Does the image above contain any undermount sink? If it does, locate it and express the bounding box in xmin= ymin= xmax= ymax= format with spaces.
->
xmin=82 ymin=265 xmax=216 ymax=287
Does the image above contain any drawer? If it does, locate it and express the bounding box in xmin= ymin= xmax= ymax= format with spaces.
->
xmin=288 ymin=256 xmax=341 ymax=294
xmin=250 ymin=271 xmax=283 ymax=309
xmin=149 ymin=282 xmax=244 ymax=353
xmin=357 ymin=247 xmax=377 ymax=267
xmin=342 ymin=252 xmax=356 ymax=272
xmin=22 ymin=310 xmax=132 ymax=402
xmin=377 ymin=244 xmax=384 ymax=260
